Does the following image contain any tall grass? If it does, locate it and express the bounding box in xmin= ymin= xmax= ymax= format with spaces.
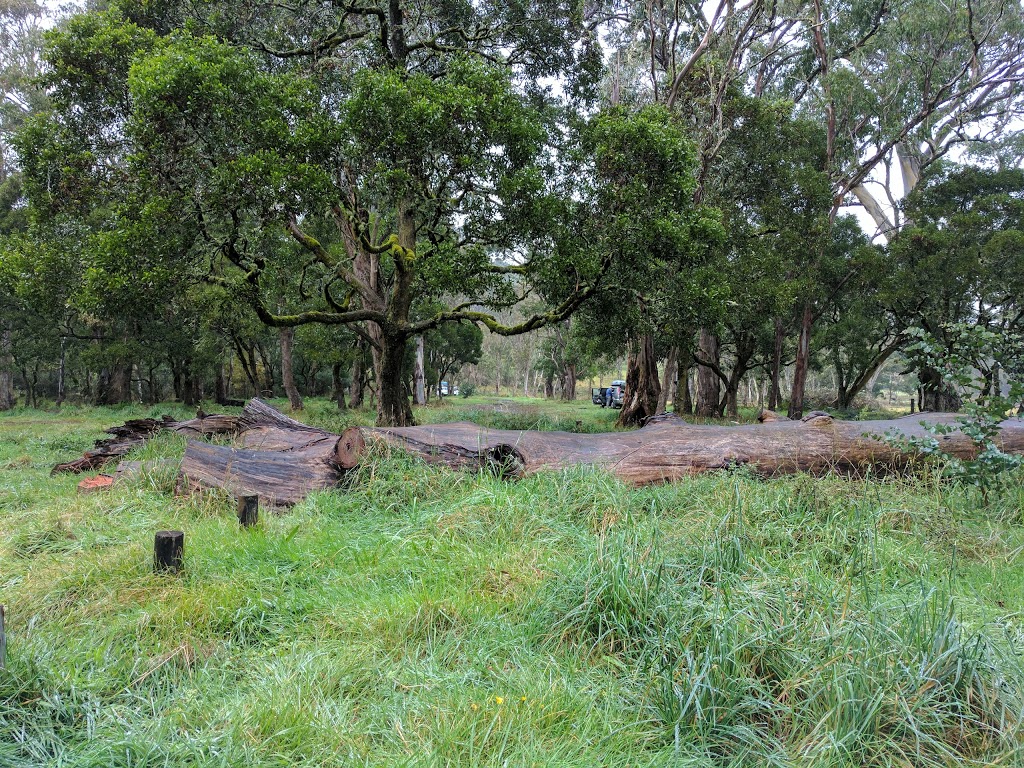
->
xmin=1 ymin=400 xmax=1023 ymax=766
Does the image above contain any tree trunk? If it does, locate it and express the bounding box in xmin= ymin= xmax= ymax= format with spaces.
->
xmin=617 ymin=334 xmax=661 ymax=427
xmin=279 ymin=327 xmax=303 ymax=411
xmin=0 ymin=327 xmax=14 ymax=411
xmin=97 ymin=363 xmax=132 ymax=405
xmin=52 ymin=411 xmax=241 ymax=474
xmin=146 ymin=362 xmax=159 ymax=405
xmin=184 ymin=372 xmax=203 ymax=407
xmin=332 ymin=362 xmax=348 ymax=410
xmin=677 ymin=353 xmax=693 ymax=415
xmin=172 ymin=367 xmax=183 ymax=402
xmin=544 ymin=371 xmax=554 ymax=399
xmin=56 ymin=336 xmax=67 ymax=408
xmin=560 ymin=362 xmax=577 ymax=402
xmin=919 ymin=367 xmax=962 ymax=412
xmin=215 ymin=365 xmax=228 ymax=406
xmin=657 ymin=345 xmax=679 ymax=414
xmin=253 ymin=343 xmax=275 ymax=396
xmin=178 ymin=400 xmax=364 ymax=506
xmin=377 ymin=334 xmax=414 ymax=426
xmin=788 ymin=302 xmax=813 ymax=419
xmin=349 ymin=345 xmax=365 ymax=408
xmin=695 ymin=328 xmax=720 ymax=418
xmin=413 ymin=335 xmax=426 ymax=405
xmin=726 ymin=385 xmax=739 ymax=418
xmin=769 ymin=318 xmax=784 ymax=411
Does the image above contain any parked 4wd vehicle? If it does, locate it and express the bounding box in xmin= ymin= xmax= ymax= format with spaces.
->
xmin=592 ymin=380 xmax=626 ymax=408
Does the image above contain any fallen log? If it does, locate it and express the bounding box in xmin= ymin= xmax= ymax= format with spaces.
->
xmin=52 ymin=414 xmax=240 ymax=474
xmin=177 ymin=441 xmax=346 ymax=506
xmin=232 ymin=398 xmax=364 ymax=468
xmin=368 ymin=411 xmax=1024 ymax=485
xmin=176 ymin=400 xmax=364 ymax=505
xmin=51 ymin=399 xmax=363 ymax=504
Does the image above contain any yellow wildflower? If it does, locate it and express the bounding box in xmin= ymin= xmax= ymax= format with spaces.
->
xmin=495 ymin=696 xmax=504 ymax=705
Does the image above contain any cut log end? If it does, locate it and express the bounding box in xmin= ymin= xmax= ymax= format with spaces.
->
xmin=335 ymin=428 xmax=366 ymax=469
xmin=484 ymin=444 xmax=526 ymax=479
xmin=801 ymin=410 xmax=834 ymax=425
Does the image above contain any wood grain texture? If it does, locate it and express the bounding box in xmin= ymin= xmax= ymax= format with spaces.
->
xmin=176 ymin=399 xmax=363 ymax=506
xmin=368 ymin=411 xmax=1024 ymax=485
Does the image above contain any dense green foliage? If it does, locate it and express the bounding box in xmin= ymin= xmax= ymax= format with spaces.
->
xmin=1 ymin=0 xmax=1023 ymax=422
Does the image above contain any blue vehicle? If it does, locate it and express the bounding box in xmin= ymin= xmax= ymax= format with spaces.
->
xmin=592 ymin=380 xmax=626 ymax=408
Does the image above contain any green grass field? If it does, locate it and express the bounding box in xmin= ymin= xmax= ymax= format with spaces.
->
xmin=2 ymin=397 xmax=1023 ymax=766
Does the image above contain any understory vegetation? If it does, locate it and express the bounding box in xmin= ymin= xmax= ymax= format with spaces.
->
xmin=2 ymin=400 xmax=1023 ymax=766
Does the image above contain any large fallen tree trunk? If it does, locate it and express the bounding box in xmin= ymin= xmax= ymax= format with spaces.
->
xmin=177 ymin=400 xmax=364 ymax=506
xmin=53 ymin=401 xmax=1024 ymax=501
xmin=52 ymin=400 xmax=363 ymax=506
xmin=368 ymin=410 xmax=1024 ymax=485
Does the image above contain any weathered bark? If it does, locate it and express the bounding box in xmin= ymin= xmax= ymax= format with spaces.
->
xmin=726 ymin=386 xmax=738 ymax=418
xmin=559 ymin=362 xmax=577 ymax=402
xmin=544 ymin=371 xmax=554 ymax=399
xmin=617 ymin=334 xmax=661 ymax=427
xmin=280 ymin=327 xmax=303 ymax=411
xmin=788 ymin=302 xmax=813 ymax=419
xmin=96 ymin=363 xmax=132 ymax=406
xmin=695 ymin=328 xmax=720 ymax=418
xmin=657 ymin=345 xmax=679 ymax=414
xmin=53 ymin=399 xmax=363 ymax=506
xmin=370 ymin=412 xmax=1024 ymax=485
xmin=377 ymin=334 xmax=414 ymax=426
xmin=178 ymin=400 xmax=364 ymax=506
xmin=179 ymin=442 xmax=340 ymax=506
xmin=52 ymin=413 xmax=239 ymax=474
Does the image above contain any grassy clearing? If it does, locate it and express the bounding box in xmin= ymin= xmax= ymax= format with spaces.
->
xmin=1 ymin=398 xmax=1023 ymax=766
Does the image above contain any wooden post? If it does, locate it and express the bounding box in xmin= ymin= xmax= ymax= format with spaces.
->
xmin=154 ymin=530 xmax=184 ymax=573
xmin=0 ymin=604 xmax=6 ymax=670
xmin=237 ymin=495 xmax=258 ymax=527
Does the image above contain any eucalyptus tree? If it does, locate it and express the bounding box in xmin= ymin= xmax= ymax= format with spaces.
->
xmin=596 ymin=0 xmax=790 ymax=423
xmin=606 ymin=0 xmax=1024 ymax=418
xmin=760 ymin=0 xmax=1024 ymax=415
